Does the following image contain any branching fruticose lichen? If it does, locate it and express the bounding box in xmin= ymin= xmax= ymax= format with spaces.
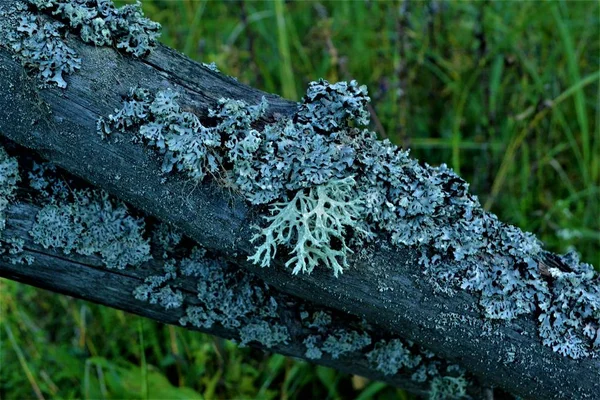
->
xmin=99 ymin=79 xmax=599 ymax=360
xmin=248 ymin=177 xmax=365 ymax=276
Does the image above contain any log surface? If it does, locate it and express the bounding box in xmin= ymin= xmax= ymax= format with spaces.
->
xmin=0 ymin=2 xmax=598 ymax=398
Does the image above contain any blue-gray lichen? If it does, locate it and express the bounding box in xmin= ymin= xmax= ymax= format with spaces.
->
xmin=429 ymin=374 xmax=468 ymax=400
xmin=366 ymin=339 xmax=421 ymax=376
xmin=321 ymin=329 xmax=371 ymax=359
xmin=134 ymin=245 xmax=290 ymax=349
xmin=28 ymin=0 xmax=161 ymax=57
xmin=98 ymin=79 xmax=599 ymax=360
xmin=0 ymin=148 xmax=31 ymax=264
xmin=538 ymin=252 xmax=600 ymax=358
xmin=133 ymin=259 xmax=183 ymax=309
xmin=0 ymin=147 xmax=20 ymax=232
xmin=99 ymin=88 xmax=222 ymax=181
xmin=3 ymin=12 xmax=81 ymax=88
xmin=239 ymin=320 xmax=289 ymax=348
xmin=151 ymin=222 xmax=183 ymax=259
xmin=1 ymin=237 xmax=36 ymax=265
xmin=30 ymin=188 xmax=151 ymax=269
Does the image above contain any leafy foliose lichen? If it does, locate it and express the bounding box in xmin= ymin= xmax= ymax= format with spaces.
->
xmin=321 ymin=329 xmax=371 ymax=359
xmin=135 ymin=245 xmax=289 ymax=348
xmin=4 ymin=13 xmax=81 ymax=88
xmin=366 ymin=339 xmax=422 ymax=376
xmin=296 ymin=79 xmax=370 ymax=132
xmin=239 ymin=320 xmax=290 ymax=348
xmin=429 ymin=374 xmax=468 ymax=400
xmin=99 ymin=79 xmax=598 ymax=360
xmin=133 ymin=259 xmax=183 ymax=309
xmin=248 ymin=177 xmax=366 ymax=276
xmin=30 ymin=188 xmax=151 ymax=269
xmin=0 ymin=147 xmax=20 ymax=233
xmin=99 ymin=88 xmax=222 ymax=181
xmin=0 ymin=148 xmax=28 ymax=264
xmin=28 ymin=0 xmax=161 ymax=57
xmin=538 ymin=252 xmax=600 ymax=358
xmin=151 ymin=222 xmax=183 ymax=259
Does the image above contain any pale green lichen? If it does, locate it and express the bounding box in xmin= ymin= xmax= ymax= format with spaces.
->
xmin=248 ymin=177 xmax=366 ymax=276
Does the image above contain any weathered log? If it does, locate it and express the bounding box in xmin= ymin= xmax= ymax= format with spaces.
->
xmin=0 ymin=2 xmax=598 ymax=399
xmin=2 ymin=195 xmax=452 ymax=398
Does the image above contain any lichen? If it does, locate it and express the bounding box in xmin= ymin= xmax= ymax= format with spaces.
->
xmin=538 ymin=252 xmax=600 ymax=358
xmin=248 ymin=177 xmax=366 ymax=276
xmin=151 ymin=222 xmax=183 ymax=259
xmin=321 ymin=329 xmax=371 ymax=359
xmin=30 ymin=188 xmax=151 ymax=269
xmin=28 ymin=0 xmax=161 ymax=57
xmin=366 ymin=339 xmax=421 ymax=376
xmin=239 ymin=320 xmax=290 ymax=348
xmin=296 ymin=79 xmax=370 ymax=132
xmin=100 ymin=88 xmax=222 ymax=181
xmin=202 ymin=61 xmax=220 ymax=72
xmin=133 ymin=260 xmax=183 ymax=309
xmin=429 ymin=374 xmax=468 ymax=400
xmin=98 ymin=79 xmax=599 ymax=360
xmin=4 ymin=13 xmax=81 ymax=88
xmin=303 ymin=335 xmax=323 ymax=359
xmin=0 ymin=147 xmax=20 ymax=233
xmin=178 ymin=247 xmax=279 ymax=330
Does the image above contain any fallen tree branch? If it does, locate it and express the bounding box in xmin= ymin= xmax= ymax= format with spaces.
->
xmin=0 ymin=2 xmax=598 ymax=399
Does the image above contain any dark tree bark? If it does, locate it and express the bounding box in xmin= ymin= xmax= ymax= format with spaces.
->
xmin=0 ymin=2 xmax=598 ymax=399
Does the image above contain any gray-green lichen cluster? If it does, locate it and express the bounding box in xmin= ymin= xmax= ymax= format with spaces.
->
xmin=297 ymin=310 xmax=469 ymax=398
xmin=22 ymin=157 xmax=472 ymax=396
xmin=0 ymin=146 xmax=20 ymax=232
xmin=98 ymin=78 xmax=599 ymax=360
xmin=28 ymin=167 xmax=151 ymax=269
xmin=136 ymin=246 xmax=290 ymax=348
xmin=137 ymin=247 xmax=472 ymax=396
xmin=0 ymin=0 xmax=159 ymax=88
xmin=0 ymin=146 xmax=32 ymax=265
xmin=28 ymin=0 xmax=161 ymax=57
xmin=2 ymin=4 xmax=81 ymax=88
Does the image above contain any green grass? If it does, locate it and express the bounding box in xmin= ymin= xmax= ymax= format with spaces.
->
xmin=2 ymin=1 xmax=598 ymax=399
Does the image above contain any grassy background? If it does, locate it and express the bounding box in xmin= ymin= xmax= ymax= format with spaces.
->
xmin=1 ymin=1 xmax=598 ymax=399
